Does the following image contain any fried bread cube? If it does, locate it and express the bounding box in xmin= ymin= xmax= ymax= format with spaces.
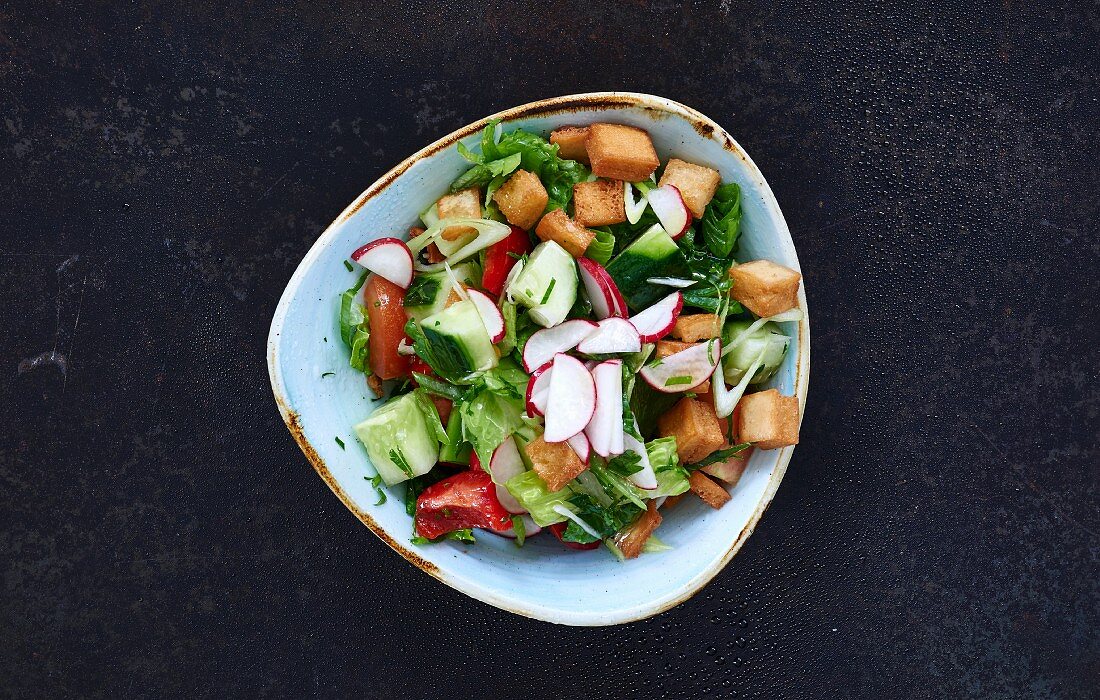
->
xmin=492 ymin=169 xmax=548 ymax=230
xmin=436 ymin=187 xmax=482 ymax=241
xmin=729 ymin=260 xmax=802 ymax=317
xmin=523 ymin=436 xmax=587 ymax=492
xmin=671 ymin=313 xmax=720 ymax=342
xmin=657 ymin=397 xmax=725 ymax=464
xmin=737 ymin=389 xmax=799 ymax=450
xmin=688 ymin=470 xmax=731 ymax=509
xmin=585 ymin=123 xmax=660 ymax=182
xmin=534 ymin=209 xmax=595 ymax=257
xmin=550 ymin=126 xmax=590 ymax=164
xmin=658 ymin=158 xmax=721 ymax=218
xmin=572 ymin=179 xmax=626 ymax=227
xmin=614 ymin=501 xmax=662 ymax=559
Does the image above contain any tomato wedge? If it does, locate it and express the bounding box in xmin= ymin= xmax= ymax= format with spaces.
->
xmin=548 ymin=522 xmax=601 ymax=550
xmin=414 ymin=469 xmax=513 ymax=540
xmin=364 ymin=274 xmax=409 ymax=380
xmin=481 ymin=225 xmax=531 ymax=296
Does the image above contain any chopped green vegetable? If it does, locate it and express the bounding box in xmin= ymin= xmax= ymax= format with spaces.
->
xmin=475 ymin=119 xmax=590 ymax=211
xmin=700 ymin=182 xmax=743 ymax=258
xmin=512 ymin=515 xmax=526 ymax=547
xmin=686 ymin=442 xmax=751 ymax=470
xmin=504 ymin=471 xmax=574 ymax=526
xmin=647 ymin=437 xmax=690 ymax=497
xmin=334 ymin=436 xmax=345 ymax=450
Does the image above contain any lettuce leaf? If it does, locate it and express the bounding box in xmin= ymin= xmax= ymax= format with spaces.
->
xmin=339 ymin=271 xmax=372 ymax=374
xmin=585 ymin=227 xmax=615 ymax=266
xmin=458 ymin=357 xmax=527 ymax=464
xmin=474 ymin=119 xmax=590 ymax=212
xmin=700 ymin=182 xmax=742 ymax=258
xmin=504 ymin=471 xmax=573 ymax=526
xmin=647 ymin=437 xmax=690 ymax=497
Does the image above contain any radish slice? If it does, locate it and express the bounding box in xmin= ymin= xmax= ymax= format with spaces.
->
xmin=576 ymin=317 xmax=641 ymax=355
xmin=640 ymin=339 xmax=722 ymax=393
xmin=521 ymin=319 xmax=598 ymax=372
xmin=647 ymin=185 xmax=691 ymax=239
xmin=585 ymin=360 xmax=624 ymax=458
xmin=467 ymin=289 xmax=505 ymax=343
xmin=497 ymin=514 xmax=542 ymax=539
xmin=543 ymin=354 xmax=597 ymax=442
xmin=647 ymin=276 xmax=696 ymax=288
xmin=566 ymin=432 xmax=591 ymax=464
xmin=623 ymin=430 xmax=658 ymax=490
xmin=624 ymin=181 xmax=647 ymax=225
xmin=577 ymin=258 xmax=628 ymax=319
xmin=525 ymin=361 xmax=553 ymax=416
xmin=350 ymin=237 xmax=414 ymax=288
xmin=629 ymin=292 xmax=683 ymax=343
xmin=489 ymin=437 xmax=527 ymax=514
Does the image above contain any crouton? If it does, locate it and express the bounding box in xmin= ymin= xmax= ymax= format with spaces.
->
xmin=366 ymin=374 xmax=383 ymax=399
xmin=614 ymin=501 xmax=662 ymax=559
xmin=738 ymin=389 xmax=799 ymax=450
xmin=661 ymin=494 xmax=684 ymax=510
xmin=443 ymin=286 xmax=465 ymax=308
xmin=585 ymin=123 xmax=660 ymax=182
xmin=493 ymin=169 xmax=548 ymax=230
xmin=655 ymin=339 xmax=697 ymax=359
xmin=573 ymin=179 xmax=626 ymax=227
xmin=426 ymin=243 xmax=445 ymax=264
xmin=693 ymin=380 xmax=711 ymax=395
xmin=534 ymin=209 xmax=595 ymax=257
xmin=729 ymin=260 xmax=802 ymax=317
xmin=550 ymin=126 xmax=590 ymax=164
xmin=688 ymin=470 xmax=731 ymax=509
xmin=523 ymin=436 xmax=587 ymax=492
xmin=672 ymin=313 xmax=721 ymax=342
xmin=657 ymin=397 xmax=725 ymax=464
xmin=436 ymin=187 xmax=482 ymax=241
xmin=658 ymin=158 xmax=721 ymax=218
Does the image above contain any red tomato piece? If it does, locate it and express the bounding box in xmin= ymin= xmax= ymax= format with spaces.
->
xmin=548 ymin=522 xmax=601 ymax=550
xmin=414 ymin=469 xmax=514 ymax=540
xmin=364 ymin=274 xmax=410 ymax=380
xmin=481 ymin=225 xmax=532 ymax=296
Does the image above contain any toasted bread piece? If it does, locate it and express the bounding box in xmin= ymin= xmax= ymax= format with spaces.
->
xmin=672 ymin=313 xmax=721 ymax=342
xmin=738 ymin=389 xmax=799 ymax=450
xmin=523 ymin=436 xmax=587 ymax=491
xmin=437 ymin=188 xmax=482 ymax=241
xmin=658 ymin=158 xmax=721 ymax=218
xmin=614 ymin=501 xmax=662 ymax=559
xmin=550 ymin=126 xmax=590 ymax=164
xmin=701 ymin=405 xmax=751 ymax=485
xmin=534 ymin=209 xmax=595 ymax=257
xmin=688 ymin=470 xmax=731 ymax=509
xmin=585 ymin=123 xmax=660 ymax=182
xmin=655 ymin=339 xmax=698 ymax=359
xmin=729 ymin=260 xmax=802 ymax=318
xmin=657 ymin=397 xmax=725 ymax=464
xmin=366 ymin=374 xmax=384 ymax=399
xmin=573 ymin=179 xmax=626 ymax=227
xmin=493 ymin=169 xmax=548 ymax=230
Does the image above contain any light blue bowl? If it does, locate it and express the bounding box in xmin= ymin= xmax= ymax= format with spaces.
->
xmin=267 ymin=93 xmax=810 ymax=626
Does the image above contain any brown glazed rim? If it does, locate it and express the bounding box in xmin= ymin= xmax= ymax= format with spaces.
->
xmin=266 ymin=92 xmax=810 ymax=626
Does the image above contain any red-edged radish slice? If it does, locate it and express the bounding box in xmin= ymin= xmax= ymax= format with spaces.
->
xmin=647 ymin=185 xmax=691 ymax=239
xmin=525 ymin=361 xmax=553 ymax=416
xmin=624 ymin=181 xmax=648 ymax=225
xmin=623 ymin=430 xmax=658 ymax=490
xmin=497 ymin=514 xmax=542 ymax=539
xmin=521 ymin=319 xmax=598 ymax=372
xmin=585 ymin=359 xmax=624 ymax=458
xmin=577 ymin=258 xmax=628 ymax=320
xmin=489 ymin=436 xmax=527 ymax=514
xmin=543 ymin=354 xmax=596 ymax=442
xmin=467 ymin=289 xmax=505 ymax=343
xmin=629 ymin=292 xmax=683 ymax=343
xmin=566 ymin=432 xmax=591 ymax=464
xmin=640 ymin=339 xmax=722 ymax=393
xmin=576 ymin=317 xmax=642 ymax=355
xmin=647 ymin=276 xmax=696 ymax=288
xmin=350 ymin=237 xmax=414 ymax=288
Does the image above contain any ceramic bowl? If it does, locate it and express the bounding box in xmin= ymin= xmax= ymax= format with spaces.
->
xmin=267 ymin=92 xmax=809 ymax=626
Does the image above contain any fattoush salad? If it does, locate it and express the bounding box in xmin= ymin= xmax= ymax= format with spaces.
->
xmin=337 ymin=120 xmax=803 ymax=558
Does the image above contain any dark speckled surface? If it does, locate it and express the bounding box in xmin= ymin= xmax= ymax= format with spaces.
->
xmin=2 ymin=1 xmax=1097 ymax=698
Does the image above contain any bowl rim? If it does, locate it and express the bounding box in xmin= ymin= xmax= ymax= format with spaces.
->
xmin=267 ymin=91 xmax=810 ymax=626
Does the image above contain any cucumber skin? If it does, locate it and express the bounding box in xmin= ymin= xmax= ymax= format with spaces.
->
xmin=606 ymin=229 xmax=690 ymax=310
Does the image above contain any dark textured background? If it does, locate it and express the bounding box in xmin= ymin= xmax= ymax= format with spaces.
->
xmin=2 ymin=1 xmax=1098 ymax=698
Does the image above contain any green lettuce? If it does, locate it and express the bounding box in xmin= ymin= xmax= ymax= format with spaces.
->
xmin=504 ymin=471 xmax=573 ymax=526
xmin=475 ymin=119 xmax=590 ymax=212
xmin=647 ymin=437 xmax=690 ymax=497
xmin=585 ymin=227 xmax=615 ymax=266
xmin=700 ymin=182 xmax=743 ymax=258
xmin=458 ymin=357 xmax=527 ymax=464
xmin=338 ymin=271 xmax=372 ymax=374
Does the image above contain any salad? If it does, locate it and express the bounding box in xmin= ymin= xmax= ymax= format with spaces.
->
xmin=338 ymin=120 xmax=803 ymax=559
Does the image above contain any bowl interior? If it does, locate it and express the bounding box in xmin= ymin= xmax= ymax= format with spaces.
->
xmin=268 ymin=94 xmax=807 ymax=626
